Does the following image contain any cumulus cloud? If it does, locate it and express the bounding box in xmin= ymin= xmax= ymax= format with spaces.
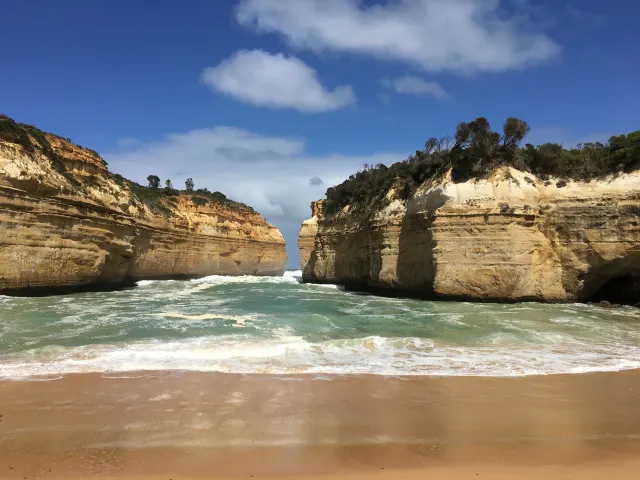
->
xmin=383 ymin=76 xmax=448 ymax=99
xmin=104 ymin=128 xmax=402 ymax=266
xmin=201 ymin=49 xmax=356 ymax=112
xmin=236 ymin=0 xmax=561 ymax=74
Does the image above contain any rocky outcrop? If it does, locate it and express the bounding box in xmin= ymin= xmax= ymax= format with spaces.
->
xmin=298 ymin=200 xmax=323 ymax=270
xmin=0 ymin=118 xmax=286 ymax=294
xmin=300 ymin=168 xmax=640 ymax=303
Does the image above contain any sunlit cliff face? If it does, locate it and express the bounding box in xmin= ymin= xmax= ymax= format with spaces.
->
xmin=300 ymin=167 xmax=640 ymax=305
xmin=0 ymin=120 xmax=287 ymax=293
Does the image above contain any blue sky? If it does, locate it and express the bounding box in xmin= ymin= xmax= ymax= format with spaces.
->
xmin=2 ymin=0 xmax=639 ymax=267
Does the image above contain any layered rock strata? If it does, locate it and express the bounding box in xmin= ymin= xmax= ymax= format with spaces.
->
xmin=300 ymin=168 xmax=640 ymax=303
xmin=0 ymin=120 xmax=286 ymax=293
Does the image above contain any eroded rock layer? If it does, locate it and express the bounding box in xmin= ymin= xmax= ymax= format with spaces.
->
xmin=300 ymin=168 xmax=640 ymax=303
xmin=0 ymin=123 xmax=286 ymax=293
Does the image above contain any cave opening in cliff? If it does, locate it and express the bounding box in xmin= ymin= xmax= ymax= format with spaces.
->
xmin=589 ymin=273 xmax=640 ymax=306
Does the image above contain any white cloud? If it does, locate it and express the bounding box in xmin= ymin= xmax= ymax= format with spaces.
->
xmin=201 ymin=49 xmax=356 ymax=112
xmin=117 ymin=137 xmax=140 ymax=148
xmin=104 ymin=128 xmax=402 ymax=266
xmin=236 ymin=0 xmax=561 ymax=74
xmin=383 ymin=76 xmax=448 ymax=99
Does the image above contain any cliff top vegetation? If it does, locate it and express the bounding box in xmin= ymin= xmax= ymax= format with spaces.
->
xmin=324 ymin=117 xmax=640 ymax=215
xmin=0 ymin=114 xmax=104 ymax=166
xmin=0 ymin=114 xmax=256 ymax=215
xmin=114 ymin=174 xmax=256 ymax=215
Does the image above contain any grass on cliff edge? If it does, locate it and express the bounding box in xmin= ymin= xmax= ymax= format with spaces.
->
xmin=1 ymin=114 xmax=256 ymax=216
xmin=324 ymin=117 xmax=640 ymax=216
xmin=112 ymin=175 xmax=256 ymax=216
xmin=0 ymin=114 xmax=93 ymax=188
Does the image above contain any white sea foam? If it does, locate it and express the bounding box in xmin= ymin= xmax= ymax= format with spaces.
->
xmin=141 ymin=279 xmax=185 ymax=288
xmin=2 ymin=331 xmax=640 ymax=379
xmin=0 ymin=375 xmax=64 ymax=382
xmin=309 ymin=283 xmax=346 ymax=291
xmin=439 ymin=314 xmax=467 ymax=326
xmin=187 ymin=270 xmax=347 ymax=291
xmin=191 ymin=271 xmax=303 ymax=286
xmin=286 ymin=270 xmax=303 ymax=279
xmin=2 ymin=272 xmax=639 ymax=380
xmin=154 ymin=312 xmax=254 ymax=326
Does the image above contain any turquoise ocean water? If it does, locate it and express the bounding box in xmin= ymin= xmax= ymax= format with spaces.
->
xmin=1 ymin=271 xmax=639 ymax=378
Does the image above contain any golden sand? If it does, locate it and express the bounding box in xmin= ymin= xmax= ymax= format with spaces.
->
xmin=1 ymin=370 xmax=640 ymax=479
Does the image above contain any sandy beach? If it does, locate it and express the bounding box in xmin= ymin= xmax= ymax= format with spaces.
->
xmin=1 ymin=370 xmax=640 ymax=479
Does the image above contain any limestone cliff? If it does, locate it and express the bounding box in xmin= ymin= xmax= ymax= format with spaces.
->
xmin=300 ymin=168 xmax=640 ymax=303
xmin=0 ymin=116 xmax=286 ymax=293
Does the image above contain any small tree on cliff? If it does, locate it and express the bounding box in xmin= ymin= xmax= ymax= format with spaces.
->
xmin=147 ymin=175 xmax=160 ymax=189
xmin=502 ymin=117 xmax=530 ymax=149
xmin=185 ymin=178 xmax=194 ymax=192
xmin=165 ymin=179 xmax=173 ymax=189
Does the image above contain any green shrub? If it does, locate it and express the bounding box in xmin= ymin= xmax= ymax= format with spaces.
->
xmin=147 ymin=175 xmax=160 ymax=189
xmin=189 ymin=190 xmax=255 ymax=213
xmin=192 ymin=197 xmax=208 ymax=207
xmin=324 ymin=117 xmax=640 ymax=216
xmin=0 ymin=114 xmax=82 ymax=188
xmin=0 ymin=114 xmax=260 ymax=217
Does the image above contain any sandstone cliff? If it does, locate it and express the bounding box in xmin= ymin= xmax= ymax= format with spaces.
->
xmin=300 ymin=168 xmax=640 ymax=304
xmin=0 ymin=116 xmax=287 ymax=294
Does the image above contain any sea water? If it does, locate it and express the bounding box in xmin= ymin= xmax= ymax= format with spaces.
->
xmin=0 ymin=271 xmax=639 ymax=378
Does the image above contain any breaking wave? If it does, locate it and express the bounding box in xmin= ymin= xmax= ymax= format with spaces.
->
xmin=1 ymin=271 xmax=639 ymax=379
xmin=191 ymin=270 xmax=304 ymax=286
xmin=2 ymin=329 xmax=640 ymax=378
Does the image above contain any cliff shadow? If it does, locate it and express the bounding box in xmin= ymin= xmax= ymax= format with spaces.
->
xmin=302 ymin=243 xmax=318 ymax=280
xmin=334 ymin=222 xmax=383 ymax=290
xmin=396 ymin=189 xmax=448 ymax=298
xmin=365 ymin=223 xmax=385 ymax=289
xmin=579 ymin=252 xmax=640 ymax=306
xmin=0 ymin=280 xmax=138 ymax=297
xmin=301 ymin=218 xmax=382 ymax=290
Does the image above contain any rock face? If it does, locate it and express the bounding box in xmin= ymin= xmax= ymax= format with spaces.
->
xmin=300 ymin=168 xmax=640 ymax=303
xmin=0 ymin=120 xmax=286 ymax=293
xmin=298 ymin=200 xmax=323 ymax=270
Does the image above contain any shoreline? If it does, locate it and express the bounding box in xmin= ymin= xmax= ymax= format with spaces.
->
xmin=0 ymin=271 xmax=291 ymax=298
xmin=303 ymin=278 xmax=640 ymax=307
xmin=2 ymin=369 xmax=640 ymax=479
xmin=2 ymin=291 xmax=640 ymax=379
xmin=4 ymin=364 xmax=640 ymax=381
xmin=3 ymin=277 xmax=638 ymax=308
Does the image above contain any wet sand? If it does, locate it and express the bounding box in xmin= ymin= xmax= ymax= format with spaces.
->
xmin=1 ymin=370 xmax=640 ymax=479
